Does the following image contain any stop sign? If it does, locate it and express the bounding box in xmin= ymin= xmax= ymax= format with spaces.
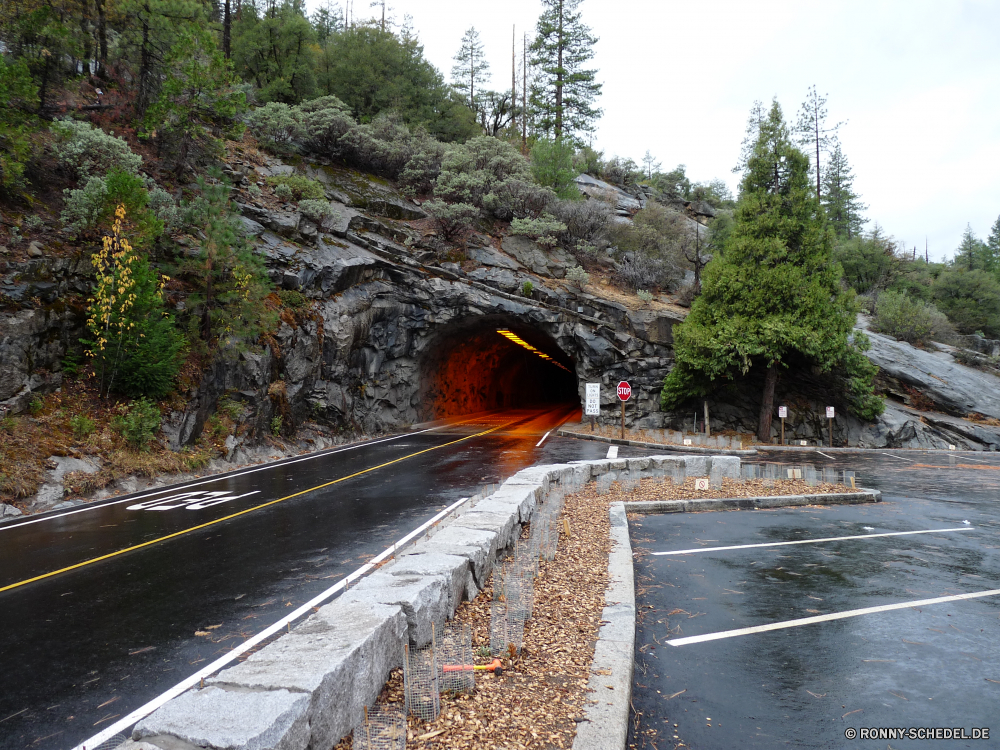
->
xmin=617 ymin=381 xmax=632 ymax=401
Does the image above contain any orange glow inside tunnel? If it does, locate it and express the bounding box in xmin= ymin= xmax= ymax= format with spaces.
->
xmin=420 ymin=320 xmax=579 ymax=419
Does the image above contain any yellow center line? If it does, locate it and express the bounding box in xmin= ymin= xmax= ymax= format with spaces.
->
xmin=0 ymin=421 xmax=515 ymax=595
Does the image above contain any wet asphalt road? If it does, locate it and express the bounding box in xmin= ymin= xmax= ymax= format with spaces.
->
xmin=0 ymin=407 xmax=657 ymax=750
xmin=628 ymin=450 xmax=1000 ymax=749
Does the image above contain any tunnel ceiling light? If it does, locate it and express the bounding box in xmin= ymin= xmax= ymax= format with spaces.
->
xmin=496 ymin=329 xmax=571 ymax=372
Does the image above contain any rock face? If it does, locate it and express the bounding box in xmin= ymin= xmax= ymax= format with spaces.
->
xmin=864 ymin=331 xmax=1000 ymax=420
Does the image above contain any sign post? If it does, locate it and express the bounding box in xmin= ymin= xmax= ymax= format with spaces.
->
xmin=778 ymin=406 xmax=787 ymax=445
xmin=585 ymin=383 xmax=600 ymax=431
xmin=617 ymin=381 xmax=631 ymax=439
xmin=826 ymin=406 xmax=835 ymax=448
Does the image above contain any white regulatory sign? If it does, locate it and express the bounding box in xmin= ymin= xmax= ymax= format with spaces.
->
xmin=585 ymin=383 xmax=601 ymax=416
xmin=778 ymin=406 xmax=788 ymax=419
xmin=826 ymin=406 xmax=835 ymax=419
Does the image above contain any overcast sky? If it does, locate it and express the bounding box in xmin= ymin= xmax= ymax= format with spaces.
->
xmin=330 ymin=0 xmax=999 ymax=261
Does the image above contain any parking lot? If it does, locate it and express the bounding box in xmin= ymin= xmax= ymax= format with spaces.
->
xmin=627 ymin=451 xmax=1000 ymax=749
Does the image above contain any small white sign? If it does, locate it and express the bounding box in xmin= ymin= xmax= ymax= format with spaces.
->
xmin=683 ymin=438 xmax=692 ymax=446
xmin=585 ymin=383 xmax=600 ymax=416
xmin=694 ymin=478 xmax=710 ymax=490
xmin=778 ymin=406 xmax=788 ymax=419
xmin=949 ymin=444 xmax=956 ymax=451
xmin=800 ymin=440 xmax=808 ymax=446
xmin=826 ymin=406 xmax=835 ymax=419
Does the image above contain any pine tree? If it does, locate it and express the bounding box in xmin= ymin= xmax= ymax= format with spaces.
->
xmin=821 ymin=142 xmax=867 ymax=239
xmin=661 ymin=100 xmax=882 ymax=440
xmin=794 ymin=85 xmax=843 ymax=200
xmin=528 ymin=0 xmax=602 ymax=143
xmin=451 ymin=26 xmax=490 ymax=112
xmin=953 ymin=224 xmax=993 ymax=272
xmin=987 ymin=214 xmax=1000 ymax=274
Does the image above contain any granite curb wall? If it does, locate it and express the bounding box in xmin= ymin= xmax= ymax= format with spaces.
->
xmin=126 ymin=454 xmax=739 ymax=750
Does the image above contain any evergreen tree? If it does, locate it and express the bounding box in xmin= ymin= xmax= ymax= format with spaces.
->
xmin=232 ymin=0 xmax=319 ymax=103
xmin=661 ymin=100 xmax=882 ymax=440
xmin=451 ymin=26 xmax=490 ymax=112
xmin=821 ymin=142 xmax=867 ymax=239
xmin=953 ymin=224 xmax=993 ymax=272
xmin=794 ymin=85 xmax=843 ymax=200
xmin=528 ymin=0 xmax=602 ymax=143
xmin=987 ymin=214 xmax=1000 ymax=274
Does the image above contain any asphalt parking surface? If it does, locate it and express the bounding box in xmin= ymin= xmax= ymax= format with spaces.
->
xmin=628 ymin=451 xmax=1000 ymax=749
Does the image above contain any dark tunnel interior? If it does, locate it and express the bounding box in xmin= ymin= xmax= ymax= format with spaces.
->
xmin=420 ymin=317 xmax=579 ymax=418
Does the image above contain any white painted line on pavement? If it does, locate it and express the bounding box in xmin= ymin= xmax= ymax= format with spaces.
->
xmin=881 ymin=452 xmax=915 ymax=461
xmin=652 ymin=527 xmax=975 ymax=556
xmin=1 ymin=421 xmax=476 ymax=533
xmin=668 ymin=588 xmax=1000 ymax=646
xmin=536 ymin=430 xmax=552 ymax=447
xmin=607 ymin=446 xmax=619 ymax=459
xmin=74 ymin=493 xmax=473 ymax=750
xmin=815 ymin=450 xmax=834 ymax=460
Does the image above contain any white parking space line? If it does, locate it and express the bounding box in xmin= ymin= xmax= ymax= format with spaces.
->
xmin=535 ymin=430 xmax=552 ymax=447
xmin=74 ymin=493 xmax=473 ymax=750
xmin=668 ymin=588 xmax=1000 ymax=646
xmin=881 ymin=452 xmax=915 ymax=461
xmin=815 ymin=450 xmax=834 ymax=459
xmin=607 ymin=445 xmax=619 ymax=458
xmin=652 ymin=527 xmax=975 ymax=556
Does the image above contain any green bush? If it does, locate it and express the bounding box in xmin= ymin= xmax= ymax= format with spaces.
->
xmin=51 ymin=120 xmax=144 ymax=181
xmin=293 ymin=95 xmax=355 ymax=154
xmin=0 ymin=55 xmax=38 ymax=195
xmin=266 ymin=174 xmax=326 ymax=201
xmin=637 ymin=289 xmax=654 ymax=304
xmin=274 ymin=183 xmax=293 ymax=201
xmin=531 ymin=139 xmax=581 ymax=200
xmin=510 ymin=214 xmax=567 ymax=248
xmin=567 ymin=265 xmax=590 ymax=288
xmin=61 ymin=169 xmax=165 ymax=243
xmin=298 ymin=199 xmax=334 ymax=223
xmin=29 ymin=396 xmax=43 ymax=416
xmin=270 ymin=414 xmax=282 ymax=436
xmin=521 ymin=280 xmax=534 ymax=297
xmin=113 ymin=398 xmax=161 ymax=451
xmin=871 ymin=290 xmax=954 ymax=344
xmin=70 ymin=414 xmax=96 ymax=439
xmin=932 ymin=268 xmax=1000 ymax=338
xmin=244 ymin=102 xmax=298 ymax=151
xmin=423 ymin=200 xmax=478 ymax=241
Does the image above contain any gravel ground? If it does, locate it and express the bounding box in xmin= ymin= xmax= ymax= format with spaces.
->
xmin=334 ymin=476 xmax=849 ymax=749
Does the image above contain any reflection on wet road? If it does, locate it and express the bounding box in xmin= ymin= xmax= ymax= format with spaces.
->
xmin=629 ymin=450 xmax=1000 ymax=749
xmin=0 ymin=406 xmax=653 ymax=750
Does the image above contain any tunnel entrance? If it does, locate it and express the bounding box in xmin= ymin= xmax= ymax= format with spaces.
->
xmin=420 ymin=317 xmax=579 ymax=419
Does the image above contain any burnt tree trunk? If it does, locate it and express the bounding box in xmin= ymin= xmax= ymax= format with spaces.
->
xmin=223 ymin=0 xmax=232 ymax=59
xmin=757 ymin=362 xmax=778 ymax=442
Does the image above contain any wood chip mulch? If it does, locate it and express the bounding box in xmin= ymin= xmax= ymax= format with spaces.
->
xmin=335 ymin=481 xmax=615 ymax=750
xmin=622 ymin=476 xmax=853 ymax=502
xmin=333 ymin=475 xmax=849 ymax=749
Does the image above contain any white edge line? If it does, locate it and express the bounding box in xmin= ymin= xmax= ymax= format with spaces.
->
xmin=535 ymin=430 xmax=552 ymax=447
xmin=74 ymin=494 xmax=472 ymax=750
xmin=881 ymin=452 xmax=915 ymax=462
xmin=1 ymin=422 xmax=466 ymax=533
xmin=652 ymin=527 xmax=975 ymax=556
xmin=668 ymin=588 xmax=1000 ymax=647
xmin=815 ymin=450 xmax=834 ymax=460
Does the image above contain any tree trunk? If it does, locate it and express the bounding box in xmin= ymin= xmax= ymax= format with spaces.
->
xmin=223 ymin=0 xmax=231 ymax=59
xmin=554 ymin=0 xmax=563 ymax=140
xmin=96 ymin=0 xmax=108 ymax=75
xmin=757 ymin=362 xmax=778 ymax=442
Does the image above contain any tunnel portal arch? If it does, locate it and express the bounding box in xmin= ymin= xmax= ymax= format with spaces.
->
xmin=419 ymin=315 xmax=579 ymax=419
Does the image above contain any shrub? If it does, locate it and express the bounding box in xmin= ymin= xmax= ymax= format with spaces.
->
xmin=549 ymin=198 xmax=612 ymax=245
xmin=567 ymin=265 xmax=590 ymax=289
xmin=424 ymin=200 xmax=479 ymax=241
xmin=399 ymin=149 xmax=445 ymax=196
xmin=637 ymin=289 xmax=654 ymax=304
xmin=61 ymin=169 xmax=164 ymax=244
xmin=244 ymin=102 xmax=298 ymax=151
xmin=601 ymin=156 xmax=640 ymax=187
xmin=481 ymin=179 xmax=553 ymax=222
xmin=294 ymin=95 xmax=355 ymax=154
xmin=510 ymin=214 xmax=567 ymax=248
xmin=29 ymin=397 xmax=43 ymax=416
xmin=24 ymin=215 xmax=43 ymax=232
xmin=266 ymin=174 xmax=326 ymax=201
xmin=521 ymin=280 xmax=534 ymax=297
xmin=114 ymin=398 xmax=161 ymax=451
xmin=932 ymin=268 xmax=1000 ymax=338
xmin=270 ymin=414 xmax=283 ymax=436
xmin=70 ymin=414 xmax=96 ymax=439
xmin=872 ymin=290 xmax=954 ymax=344
xmin=51 ymin=120 xmax=144 ymax=181
xmin=339 ymin=112 xmax=421 ymax=177
xmin=61 ymin=176 xmax=109 ymax=235
xmin=434 ymin=137 xmax=542 ymax=220
xmin=613 ymin=253 xmax=675 ymax=292
xmin=274 ymin=183 xmax=293 ymax=201
xmin=531 ymin=139 xmax=581 ymax=200
xmin=298 ymin=199 xmax=334 ymax=223
xmin=148 ymin=186 xmax=179 ymax=229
